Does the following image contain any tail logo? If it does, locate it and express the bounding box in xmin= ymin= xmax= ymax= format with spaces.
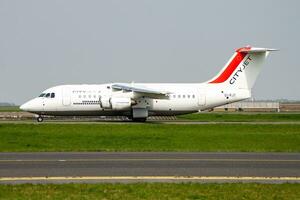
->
xmin=229 ymin=55 xmax=252 ymax=85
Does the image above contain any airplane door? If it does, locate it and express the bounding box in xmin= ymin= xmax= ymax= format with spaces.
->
xmin=198 ymin=93 xmax=206 ymax=106
xmin=41 ymin=97 xmax=46 ymax=111
xmin=62 ymin=87 xmax=71 ymax=106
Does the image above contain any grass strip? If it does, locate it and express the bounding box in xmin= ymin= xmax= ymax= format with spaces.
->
xmin=0 ymin=123 xmax=299 ymax=152
xmin=0 ymin=106 xmax=20 ymax=112
xmin=177 ymin=113 xmax=300 ymax=122
xmin=0 ymin=183 xmax=299 ymax=200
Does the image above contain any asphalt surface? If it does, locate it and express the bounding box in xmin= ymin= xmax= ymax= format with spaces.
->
xmin=0 ymin=152 xmax=300 ymax=184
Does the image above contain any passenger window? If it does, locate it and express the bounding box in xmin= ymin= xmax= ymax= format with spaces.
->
xmin=192 ymin=95 xmax=195 ymax=98
xmin=178 ymin=95 xmax=181 ymax=98
xmin=51 ymin=93 xmax=55 ymax=98
xmin=188 ymin=95 xmax=190 ymax=98
xmin=45 ymin=93 xmax=50 ymax=98
xmin=183 ymin=95 xmax=186 ymax=98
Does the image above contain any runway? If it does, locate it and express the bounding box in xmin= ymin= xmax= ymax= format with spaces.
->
xmin=0 ymin=152 xmax=300 ymax=184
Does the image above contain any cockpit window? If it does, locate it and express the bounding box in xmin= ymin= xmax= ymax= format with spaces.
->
xmin=39 ymin=92 xmax=55 ymax=98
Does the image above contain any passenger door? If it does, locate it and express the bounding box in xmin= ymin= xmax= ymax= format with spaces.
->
xmin=198 ymin=93 xmax=206 ymax=106
xmin=62 ymin=87 xmax=71 ymax=106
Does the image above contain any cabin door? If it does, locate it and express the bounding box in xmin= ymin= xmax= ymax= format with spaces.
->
xmin=62 ymin=87 xmax=71 ymax=106
xmin=198 ymin=93 xmax=206 ymax=106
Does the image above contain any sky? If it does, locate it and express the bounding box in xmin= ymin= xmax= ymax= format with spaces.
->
xmin=0 ymin=0 xmax=299 ymax=104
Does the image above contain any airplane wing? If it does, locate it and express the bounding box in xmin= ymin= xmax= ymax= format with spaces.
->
xmin=112 ymin=83 xmax=171 ymax=99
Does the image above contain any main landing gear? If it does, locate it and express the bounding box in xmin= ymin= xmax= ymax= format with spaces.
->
xmin=36 ymin=116 xmax=44 ymax=122
xmin=132 ymin=118 xmax=147 ymax=122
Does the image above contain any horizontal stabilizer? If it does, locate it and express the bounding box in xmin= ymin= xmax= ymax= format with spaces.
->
xmin=236 ymin=46 xmax=279 ymax=53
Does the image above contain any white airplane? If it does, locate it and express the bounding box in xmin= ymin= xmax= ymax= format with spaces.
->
xmin=20 ymin=46 xmax=277 ymax=122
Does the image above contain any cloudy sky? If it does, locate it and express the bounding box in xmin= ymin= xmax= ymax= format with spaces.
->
xmin=0 ymin=0 xmax=299 ymax=104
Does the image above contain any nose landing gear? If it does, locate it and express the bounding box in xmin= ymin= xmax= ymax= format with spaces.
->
xmin=37 ymin=116 xmax=44 ymax=122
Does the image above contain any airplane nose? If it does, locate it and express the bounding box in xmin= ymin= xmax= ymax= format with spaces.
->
xmin=19 ymin=98 xmax=42 ymax=112
xmin=20 ymin=103 xmax=29 ymax=111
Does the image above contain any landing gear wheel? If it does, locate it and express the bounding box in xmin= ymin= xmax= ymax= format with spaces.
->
xmin=37 ymin=116 xmax=44 ymax=122
xmin=132 ymin=118 xmax=147 ymax=122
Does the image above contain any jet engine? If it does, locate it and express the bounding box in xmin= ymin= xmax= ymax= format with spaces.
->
xmin=100 ymin=97 xmax=135 ymax=110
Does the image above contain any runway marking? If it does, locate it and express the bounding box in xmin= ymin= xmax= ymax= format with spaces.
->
xmin=0 ymin=158 xmax=299 ymax=162
xmin=1 ymin=176 xmax=300 ymax=182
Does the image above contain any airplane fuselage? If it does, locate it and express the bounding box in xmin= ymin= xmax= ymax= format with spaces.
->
xmin=21 ymin=83 xmax=250 ymax=117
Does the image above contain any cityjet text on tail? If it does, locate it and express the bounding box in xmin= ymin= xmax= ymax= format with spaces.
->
xmin=20 ymin=46 xmax=278 ymax=122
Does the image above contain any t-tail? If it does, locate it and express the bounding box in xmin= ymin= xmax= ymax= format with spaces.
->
xmin=207 ymin=46 xmax=278 ymax=90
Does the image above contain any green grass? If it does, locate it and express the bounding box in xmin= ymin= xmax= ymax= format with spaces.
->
xmin=0 ymin=123 xmax=299 ymax=152
xmin=178 ymin=113 xmax=300 ymax=122
xmin=0 ymin=106 xmax=20 ymax=112
xmin=0 ymin=183 xmax=299 ymax=200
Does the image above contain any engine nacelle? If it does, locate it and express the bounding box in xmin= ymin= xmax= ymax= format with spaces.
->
xmin=110 ymin=97 xmax=132 ymax=110
xmin=100 ymin=96 xmax=112 ymax=109
xmin=100 ymin=96 xmax=134 ymax=110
